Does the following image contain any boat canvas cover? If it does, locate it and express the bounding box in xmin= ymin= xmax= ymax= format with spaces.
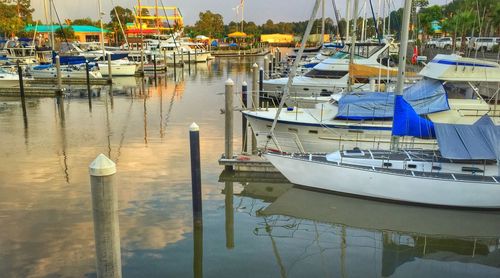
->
xmin=336 ymin=79 xmax=449 ymax=120
xmin=391 ymin=95 xmax=436 ymax=138
xmin=434 ymin=116 xmax=500 ymax=160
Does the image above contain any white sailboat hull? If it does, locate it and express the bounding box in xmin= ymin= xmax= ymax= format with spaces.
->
xmin=98 ymin=63 xmax=136 ymax=76
xmin=264 ymin=153 xmax=500 ymax=209
xmin=31 ymin=68 xmax=102 ymax=79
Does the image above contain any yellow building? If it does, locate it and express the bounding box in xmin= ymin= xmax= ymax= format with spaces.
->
xmin=260 ymin=34 xmax=294 ymax=45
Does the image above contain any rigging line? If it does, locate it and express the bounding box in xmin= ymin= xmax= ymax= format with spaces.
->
xmin=50 ymin=0 xmax=69 ymax=45
xmin=330 ymin=0 xmax=344 ymax=44
xmin=368 ymin=0 xmax=381 ymax=43
xmin=159 ymin=0 xmax=181 ymax=53
xmin=264 ymin=0 xmax=322 ymax=151
xmin=110 ymin=0 xmax=129 ymax=46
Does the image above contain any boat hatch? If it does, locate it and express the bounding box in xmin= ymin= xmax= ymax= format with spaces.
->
xmin=343 ymin=149 xmax=365 ymax=157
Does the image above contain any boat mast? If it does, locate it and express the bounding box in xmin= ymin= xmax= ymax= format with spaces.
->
xmin=319 ymin=0 xmax=325 ymax=45
xmin=345 ymin=0 xmax=351 ymax=42
xmin=347 ymin=0 xmax=359 ymax=92
xmin=49 ymin=0 xmax=54 ymax=50
xmin=266 ymin=0 xmax=322 ymax=146
xmin=97 ymin=0 xmax=106 ymax=59
xmin=390 ymin=0 xmax=412 ymax=150
xmin=240 ymin=0 xmax=245 ymax=33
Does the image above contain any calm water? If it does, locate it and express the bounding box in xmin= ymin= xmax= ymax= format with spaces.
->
xmin=1 ymin=57 xmax=500 ymax=278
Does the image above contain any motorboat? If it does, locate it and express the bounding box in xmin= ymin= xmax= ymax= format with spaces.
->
xmin=28 ymin=63 xmax=102 ymax=79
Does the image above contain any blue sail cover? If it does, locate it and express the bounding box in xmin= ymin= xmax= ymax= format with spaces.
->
xmin=336 ymin=79 xmax=449 ymax=120
xmin=434 ymin=116 xmax=500 ymax=160
xmin=392 ymin=95 xmax=435 ymax=138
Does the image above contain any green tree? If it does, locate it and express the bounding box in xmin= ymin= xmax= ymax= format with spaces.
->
xmin=194 ymin=11 xmax=224 ymax=38
xmin=55 ymin=26 xmax=75 ymax=40
xmin=0 ymin=3 xmax=24 ymax=37
xmin=72 ymin=18 xmax=99 ymax=27
xmin=418 ymin=5 xmax=443 ymax=37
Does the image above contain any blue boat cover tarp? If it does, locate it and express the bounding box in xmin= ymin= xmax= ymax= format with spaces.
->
xmin=336 ymin=79 xmax=449 ymax=120
xmin=434 ymin=116 xmax=500 ymax=160
xmin=391 ymin=95 xmax=435 ymax=138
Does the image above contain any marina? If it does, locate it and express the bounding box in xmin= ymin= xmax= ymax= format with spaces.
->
xmin=1 ymin=0 xmax=500 ymax=277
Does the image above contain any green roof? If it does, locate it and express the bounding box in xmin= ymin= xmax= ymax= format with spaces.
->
xmin=25 ymin=25 xmax=109 ymax=33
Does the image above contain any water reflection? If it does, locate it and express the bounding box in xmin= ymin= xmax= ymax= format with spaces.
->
xmin=223 ymin=171 xmax=500 ymax=277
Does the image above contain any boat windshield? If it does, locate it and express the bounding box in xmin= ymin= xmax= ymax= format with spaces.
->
xmin=304 ymin=69 xmax=348 ymax=79
xmin=337 ymin=44 xmax=385 ymax=59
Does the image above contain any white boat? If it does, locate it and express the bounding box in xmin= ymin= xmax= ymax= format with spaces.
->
xmin=263 ymin=42 xmax=400 ymax=97
xmin=0 ymin=67 xmax=21 ymax=87
xmin=244 ymin=54 xmax=500 ymax=153
xmin=263 ymin=0 xmax=500 ymax=209
xmin=28 ymin=64 xmax=102 ymax=79
xmin=97 ymin=58 xmax=137 ymax=76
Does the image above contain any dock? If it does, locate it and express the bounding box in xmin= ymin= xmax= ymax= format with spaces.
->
xmin=219 ymin=154 xmax=277 ymax=172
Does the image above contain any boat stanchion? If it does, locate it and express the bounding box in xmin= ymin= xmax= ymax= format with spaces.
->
xmin=16 ymin=61 xmax=28 ymax=128
xmin=106 ymin=53 xmax=113 ymax=84
xmin=189 ymin=122 xmax=203 ymax=223
xmin=89 ymin=154 xmax=122 ymax=278
xmin=242 ymin=81 xmax=248 ymax=153
xmin=225 ymin=79 xmax=235 ymax=168
xmin=85 ymin=60 xmax=92 ymax=110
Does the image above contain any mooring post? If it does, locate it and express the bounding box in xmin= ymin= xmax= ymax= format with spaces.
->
xmin=188 ymin=51 xmax=191 ymax=72
xmin=173 ymin=52 xmax=177 ymax=79
xmin=16 ymin=61 xmax=27 ymax=127
xmin=276 ymin=48 xmax=281 ymax=67
xmin=251 ymin=64 xmax=259 ymax=154
xmin=269 ymin=54 xmax=274 ymax=76
xmin=193 ymin=218 xmax=203 ymax=278
xmin=89 ymin=154 xmax=122 ymax=278
xmin=190 ymin=123 xmax=203 ymax=223
xmin=85 ymin=60 xmax=92 ymax=110
xmin=163 ymin=48 xmax=168 ymax=72
xmin=181 ymin=51 xmax=185 ymax=67
xmin=241 ymin=81 xmax=248 ymax=153
xmin=225 ymin=79 xmax=234 ymax=166
xmin=152 ymin=55 xmax=157 ymax=82
xmin=263 ymin=56 xmax=270 ymax=80
xmin=140 ymin=48 xmax=145 ymax=77
xmin=55 ymin=55 xmax=62 ymax=93
xmin=106 ymin=53 xmax=113 ymax=84
xmin=194 ymin=47 xmax=198 ymax=63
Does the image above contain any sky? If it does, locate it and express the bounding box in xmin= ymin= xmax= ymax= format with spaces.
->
xmin=30 ymin=0 xmax=447 ymax=26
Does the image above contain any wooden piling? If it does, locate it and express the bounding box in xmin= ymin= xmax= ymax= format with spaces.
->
xmin=55 ymin=55 xmax=62 ymax=93
xmin=89 ymin=154 xmax=122 ymax=278
xmin=106 ymin=53 xmax=113 ymax=84
xmin=85 ymin=60 xmax=92 ymax=110
xmin=225 ymin=79 xmax=234 ymax=166
xmin=140 ymin=48 xmax=145 ymax=77
xmin=189 ymin=123 xmax=203 ymax=223
xmin=241 ymin=81 xmax=248 ymax=153
xmin=152 ymin=55 xmax=157 ymax=82
xmin=264 ymin=56 xmax=270 ymax=80
xmin=251 ymin=64 xmax=259 ymax=154
xmin=163 ymin=49 xmax=168 ymax=71
xmin=16 ymin=61 xmax=28 ymax=127
xmin=224 ymin=180 xmax=234 ymax=249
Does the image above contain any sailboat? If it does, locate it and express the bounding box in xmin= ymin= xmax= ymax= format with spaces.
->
xmin=263 ymin=0 xmax=500 ymax=209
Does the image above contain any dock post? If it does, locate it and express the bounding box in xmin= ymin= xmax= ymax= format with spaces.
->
xmin=85 ymin=60 xmax=92 ymax=110
xmin=152 ymin=55 xmax=157 ymax=82
xmin=16 ymin=61 xmax=28 ymax=127
xmin=163 ymin=49 xmax=168 ymax=72
xmin=224 ymin=180 xmax=234 ymax=249
xmin=276 ymin=48 xmax=281 ymax=66
xmin=181 ymin=51 xmax=184 ymax=67
xmin=55 ymin=55 xmax=62 ymax=93
xmin=140 ymin=48 xmax=145 ymax=77
xmin=241 ymin=81 xmax=248 ymax=153
xmin=225 ymin=79 xmax=234 ymax=167
xmin=188 ymin=51 xmax=191 ymax=72
xmin=259 ymin=67 xmax=264 ymax=93
xmin=269 ymin=54 xmax=274 ymax=77
xmin=89 ymin=154 xmax=122 ymax=278
xmin=251 ymin=64 xmax=259 ymax=154
xmin=264 ymin=56 xmax=270 ymax=80
xmin=106 ymin=53 xmax=113 ymax=84
xmin=194 ymin=48 xmax=198 ymax=63
xmin=189 ymin=123 xmax=203 ymax=223
xmin=173 ymin=52 xmax=177 ymax=79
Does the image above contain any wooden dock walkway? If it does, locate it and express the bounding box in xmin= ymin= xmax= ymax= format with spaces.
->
xmin=218 ymin=154 xmax=278 ymax=172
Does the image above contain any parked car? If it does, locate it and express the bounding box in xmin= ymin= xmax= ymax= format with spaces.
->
xmin=454 ymin=37 xmax=470 ymax=50
xmin=436 ymin=37 xmax=453 ymax=49
xmin=468 ymin=37 xmax=500 ymax=51
xmin=425 ymin=38 xmax=440 ymax=48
